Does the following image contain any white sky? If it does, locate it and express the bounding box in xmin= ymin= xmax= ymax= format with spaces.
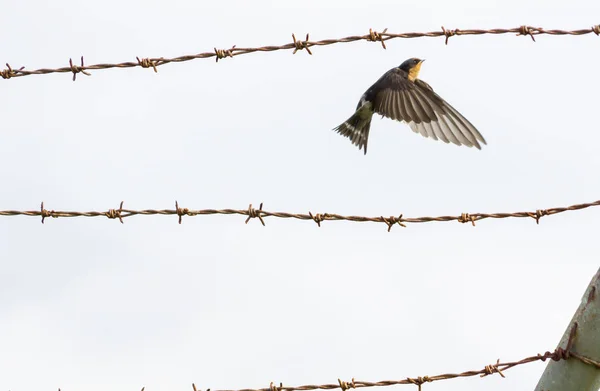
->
xmin=1 ymin=0 xmax=599 ymax=390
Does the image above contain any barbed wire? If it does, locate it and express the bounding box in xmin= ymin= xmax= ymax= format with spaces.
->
xmin=1 ymin=198 xmax=599 ymax=229
xmin=51 ymin=347 xmax=600 ymax=391
xmin=2 ymin=24 xmax=599 ymax=81
xmin=186 ymin=345 xmax=596 ymax=391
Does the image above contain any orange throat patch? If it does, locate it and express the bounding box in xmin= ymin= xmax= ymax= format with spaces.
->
xmin=408 ymin=62 xmax=423 ymax=81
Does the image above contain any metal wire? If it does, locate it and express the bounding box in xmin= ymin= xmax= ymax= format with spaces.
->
xmin=1 ymin=198 xmax=598 ymax=229
xmin=186 ymin=347 xmax=599 ymax=391
xmin=1 ymin=25 xmax=599 ymax=81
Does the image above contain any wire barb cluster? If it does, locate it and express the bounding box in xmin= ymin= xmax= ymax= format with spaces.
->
xmin=68 ymin=56 xmax=91 ymax=81
xmin=2 ymin=24 xmax=598 ymax=81
xmin=182 ymin=347 xmax=600 ymax=391
xmin=1 ymin=198 xmax=599 ymax=229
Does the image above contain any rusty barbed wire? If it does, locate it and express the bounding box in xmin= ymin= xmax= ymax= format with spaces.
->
xmin=2 ymin=24 xmax=599 ymax=81
xmin=1 ymin=198 xmax=599 ymax=229
xmin=183 ymin=347 xmax=600 ymax=391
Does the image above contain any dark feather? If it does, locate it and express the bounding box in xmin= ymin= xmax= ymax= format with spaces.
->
xmin=366 ymin=68 xmax=486 ymax=149
xmin=332 ymin=110 xmax=373 ymax=155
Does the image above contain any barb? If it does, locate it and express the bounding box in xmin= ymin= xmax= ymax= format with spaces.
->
xmin=2 ymin=24 xmax=598 ymax=80
xmin=185 ymin=348 xmax=600 ymax=391
xmin=1 ymin=198 xmax=599 ymax=229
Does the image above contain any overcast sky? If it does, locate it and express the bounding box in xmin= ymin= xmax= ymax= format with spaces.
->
xmin=1 ymin=0 xmax=600 ymax=390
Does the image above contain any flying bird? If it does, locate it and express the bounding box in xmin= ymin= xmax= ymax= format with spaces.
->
xmin=332 ymin=58 xmax=486 ymax=154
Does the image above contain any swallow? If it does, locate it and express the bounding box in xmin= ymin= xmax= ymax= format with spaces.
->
xmin=332 ymin=58 xmax=486 ymax=154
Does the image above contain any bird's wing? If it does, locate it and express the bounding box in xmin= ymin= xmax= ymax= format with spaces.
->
xmin=371 ymin=68 xmax=486 ymax=149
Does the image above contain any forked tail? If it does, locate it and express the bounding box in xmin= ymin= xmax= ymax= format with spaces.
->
xmin=332 ymin=112 xmax=373 ymax=155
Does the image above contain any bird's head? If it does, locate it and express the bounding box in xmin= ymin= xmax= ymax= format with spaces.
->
xmin=399 ymin=58 xmax=425 ymax=81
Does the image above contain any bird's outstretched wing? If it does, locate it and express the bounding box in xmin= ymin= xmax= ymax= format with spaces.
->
xmin=371 ymin=68 xmax=487 ymax=148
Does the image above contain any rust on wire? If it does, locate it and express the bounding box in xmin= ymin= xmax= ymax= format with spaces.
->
xmin=481 ymin=359 xmax=505 ymax=378
xmin=136 ymin=56 xmax=159 ymax=73
xmin=517 ymin=25 xmax=538 ymax=41
xmin=337 ymin=379 xmax=355 ymax=391
xmin=2 ymin=198 xmax=600 ymax=228
xmin=405 ymin=376 xmax=431 ymax=391
xmin=270 ymin=382 xmax=285 ymax=391
xmin=105 ymin=201 xmax=124 ymax=224
xmin=440 ymin=26 xmax=457 ymax=45
xmin=175 ymin=200 xmax=191 ymax=224
xmin=570 ymin=352 xmax=600 ymax=369
xmin=0 ymin=63 xmax=24 ymax=79
xmin=532 ymin=209 xmax=548 ymax=224
xmin=368 ymin=28 xmax=388 ymax=49
xmin=308 ymin=211 xmax=325 ymax=227
xmin=40 ymin=202 xmax=53 ymax=224
xmin=2 ymin=25 xmax=599 ymax=81
xmin=292 ymin=34 xmax=312 ymax=55
xmin=180 ymin=349 xmax=600 ymax=391
xmin=458 ymin=212 xmax=476 ymax=226
xmin=214 ymin=46 xmax=236 ymax=62
xmin=69 ymin=56 xmax=91 ymax=81
xmin=381 ymin=215 xmax=406 ymax=232
xmin=245 ymin=203 xmax=265 ymax=226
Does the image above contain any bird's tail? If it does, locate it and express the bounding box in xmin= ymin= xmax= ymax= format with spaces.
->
xmin=332 ymin=112 xmax=373 ymax=155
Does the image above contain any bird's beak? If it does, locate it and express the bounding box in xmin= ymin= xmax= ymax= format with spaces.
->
xmin=420 ymin=59 xmax=426 ymax=63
